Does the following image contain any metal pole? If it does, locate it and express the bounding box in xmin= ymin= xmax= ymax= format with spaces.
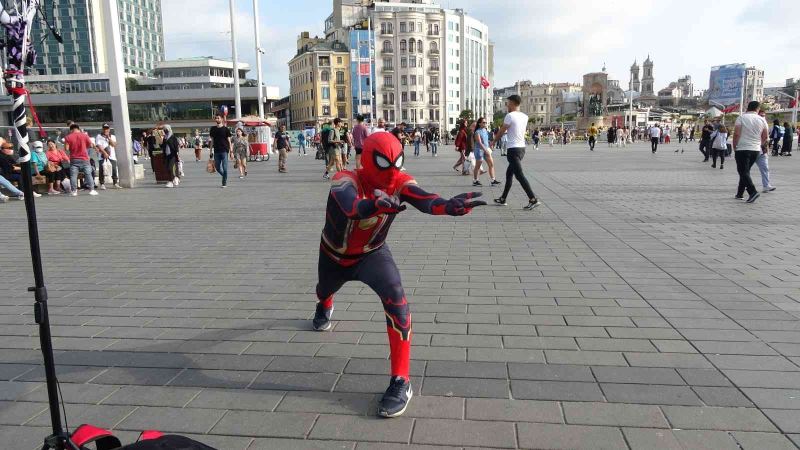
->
xmin=357 ymin=30 xmax=363 ymax=119
xmin=101 ymin=0 xmax=134 ymax=188
xmin=367 ymin=15 xmax=374 ymax=122
xmin=253 ymin=0 xmax=264 ymax=119
xmin=229 ymin=0 xmax=242 ymax=119
xmin=793 ymin=90 xmax=798 ymax=126
xmin=739 ymin=69 xmax=746 ymax=116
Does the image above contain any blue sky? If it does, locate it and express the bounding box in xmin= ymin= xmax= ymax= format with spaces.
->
xmin=163 ymin=0 xmax=800 ymax=98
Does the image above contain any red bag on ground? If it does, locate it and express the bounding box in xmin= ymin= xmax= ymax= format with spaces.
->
xmin=71 ymin=424 xmax=217 ymax=450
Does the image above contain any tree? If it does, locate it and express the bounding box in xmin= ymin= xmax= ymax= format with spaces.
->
xmin=459 ymin=109 xmax=474 ymax=121
xmin=125 ymin=77 xmax=140 ymax=91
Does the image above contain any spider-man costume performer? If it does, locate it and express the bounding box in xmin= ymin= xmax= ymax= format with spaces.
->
xmin=313 ymin=132 xmax=485 ymax=417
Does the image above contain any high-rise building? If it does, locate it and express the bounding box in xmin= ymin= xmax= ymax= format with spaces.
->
xmin=629 ymin=60 xmax=640 ymax=92
xmin=744 ymin=67 xmax=765 ymax=103
xmin=32 ymin=0 xmax=164 ymax=77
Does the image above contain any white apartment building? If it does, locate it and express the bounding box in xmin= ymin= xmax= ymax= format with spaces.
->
xmin=369 ymin=0 xmax=490 ymax=128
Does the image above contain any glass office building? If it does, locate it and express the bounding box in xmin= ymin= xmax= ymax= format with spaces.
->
xmin=349 ymin=29 xmax=375 ymax=121
xmin=32 ymin=0 xmax=164 ymax=76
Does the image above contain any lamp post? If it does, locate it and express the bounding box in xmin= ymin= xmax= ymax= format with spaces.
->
xmin=229 ymin=0 xmax=242 ymax=119
xmin=253 ymin=0 xmax=265 ymax=119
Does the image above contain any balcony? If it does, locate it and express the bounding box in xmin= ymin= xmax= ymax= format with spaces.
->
xmin=381 ymin=66 xmax=395 ymax=73
xmin=336 ymin=97 xmax=347 ymax=102
xmin=427 ymin=31 xmax=440 ymax=36
xmin=428 ymin=49 xmax=439 ymax=55
xmin=429 ymin=66 xmax=440 ymax=73
xmin=381 ymin=48 xmax=394 ymax=55
xmin=383 ymin=84 xmax=395 ymax=90
xmin=380 ymin=30 xmax=394 ymax=37
xmin=429 ymin=84 xmax=440 ymax=90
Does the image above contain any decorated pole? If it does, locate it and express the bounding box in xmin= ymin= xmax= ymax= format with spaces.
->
xmin=2 ymin=2 xmax=79 ymax=449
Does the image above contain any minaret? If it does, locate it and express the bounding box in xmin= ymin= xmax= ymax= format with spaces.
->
xmin=630 ymin=59 xmax=640 ymax=92
xmin=642 ymin=55 xmax=654 ymax=96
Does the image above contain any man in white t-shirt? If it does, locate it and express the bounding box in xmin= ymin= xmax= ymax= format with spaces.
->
xmin=649 ymin=124 xmax=662 ymax=153
xmin=95 ymin=123 xmax=121 ymax=189
xmin=733 ymin=101 xmax=769 ymax=203
xmin=491 ymin=95 xmax=540 ymax=210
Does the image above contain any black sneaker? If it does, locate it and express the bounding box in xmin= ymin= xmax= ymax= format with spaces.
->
xmin=493 ymin=198 xmax=507 ymax=206
xmin=735 ymin=195 xmax=744 ymax=200
xmin=491 ymin=180 xmax=501 ymax=186
xmin=472 ymin=180 xmax=482 ymax=187
xmin=523 ymin=199 xmax=542 ymax=210
xmin=746 ymin=192 xmax=761 ymax=204
xmin=312 ymin=303 xmax=333 ymax=331
xmin=378 ymin=376 xmax=413 ymax=418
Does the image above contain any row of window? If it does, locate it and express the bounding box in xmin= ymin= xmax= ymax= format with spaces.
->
xmin=380 ymin=22 xmax=440 ymax=35
xmin=382 ymin=57 xmax=439 ymax=70
xmin=382 ymin=91 xmax=441 ymax=104
xmin=381 ymin=108 xmax=441 ymax=123
xmin=381 ymin=39 xmax=438 ymax=53
xmin=382 ymin=75 xmax=439 ymax=87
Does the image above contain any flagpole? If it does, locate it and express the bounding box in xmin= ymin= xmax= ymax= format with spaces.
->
xmin=367 ymin=15 xmax=374 ymax=123
xmin=229 ymin=0 xmax=242 ymax=119
xmin=739 ymin=68 xmax=746 ymax=116
xmin=253 ymin=0 xmax=265 ymax=119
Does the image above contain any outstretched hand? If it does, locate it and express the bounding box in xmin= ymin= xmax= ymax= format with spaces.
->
xmin=446 ymin=192 xmax=487 ymax=216
xmin=374 ymin=189 xmax=407 ymax=215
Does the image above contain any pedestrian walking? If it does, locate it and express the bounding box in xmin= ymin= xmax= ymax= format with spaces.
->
xmin=492 ymin=95 xmax=540 ymax=210
xmin=412 ymin=129 xmax=422 ymax=157
xmin=162 ymin=125 xmax=181 ymax=188
xmin=532 ymin=129 xmax=540 ymax=150
xmin=699 ymin=120 xmax=714 ymax=161
xmin=352 ymin=115 xmax=369 ymax=169
xmin=649 ymin=124 xmax=662 ymax=153
xmin=209 ymin=114 xmax=232 ymax=188
xmin=274 ymin=125 xmax=292 ymax=173
xmin=472 ymin=117 xmax=500 ymax=187
xmin=453 ymin=121 xmax=468 ymax=173
xmin=782 ymin=122 xmax=793 ymax=156
xmin=233 ymin=128 xmax=249 ymax=179
xmin=770 ymin=120 xmax=784 ymax=156
xmin=733 ymin=101 xmax=769 ymax=203
xmin=429 ymin=127 xmax=440 ymax=157
xmin=193 ymin=131 xmax=203 ymax=161
xmin=588 ymin=123 xmax=598 ymax=151
xmin=323 ymin=118 xmax=345 ymax=179
xmin=710 ymin=125 xmax=728 ymax=169
xmin=757 ymin=111 xmax=776 ymax=193
xmin=297 ymin=131 xmax=307 ymax=156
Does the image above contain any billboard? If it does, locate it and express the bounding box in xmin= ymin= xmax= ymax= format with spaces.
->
xmin=708 ymin=64 xmax=746 ymax=106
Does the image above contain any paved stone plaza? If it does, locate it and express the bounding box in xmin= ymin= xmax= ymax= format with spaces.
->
xmin=2 ymin=140 xmax=800 ymax=449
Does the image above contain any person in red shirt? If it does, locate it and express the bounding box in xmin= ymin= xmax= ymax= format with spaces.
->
xmin=351 ymin=114 xmax=369 ymax=169
xmin=452 ymin=121 xmax=468 ymax=173
xmin=64 ymin=123 xmax=97 ymax=196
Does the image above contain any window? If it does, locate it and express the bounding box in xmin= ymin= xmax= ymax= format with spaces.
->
xmin=417 ymin=40 xmax=423 ymax=53
xmin=409 ymin=40 xmax=415 ymax=53
xmin=430 ymin=41 xmax=438 ymax=53
xmin=383 ymin=58 xmax=393 ymax=69
xmin=409 ymin=58 xmax=416 ymax=68
xmin=383 ymin=76 xmax=393 ymax=86
xmin=400 ymin=40 xmax=407 ymax=52
xmin=417 ymin=22 xmax=422 ymax=33
xmin=337 ymin=57 xmax=342 ymax=64
xmin=322 ymin=87 xmax=330 ymax=99
xmin=401 ymin=75 xmax=407 ymax=85
xmin=321 ymin=71 xmax=329 ymax=82
xmin=409 ymin=22 xmax=414 ymax=32
xmin=337 ymin=87 xmax=346 ymax=101
xmin=402 ymin=109 xmax=408 ymax=120
xmin=410 ymin=92 xmax=417 ymax=101
xmin=399 ymin=22 xmax=407 ymax=33
xmin=322 ymin=105 xmax=331 ymax=116
xmin=400 ymin=58 xmax=407 ymax=68
xmin=410 ymin=75 xmax=417 ymax=86
xmin=401 ymin=92 xmax=408 ymax=102
xmin=336 ymin=71 xmax=345 ymax=84
xmin=383 ymin=40 xmax=392 ymax=52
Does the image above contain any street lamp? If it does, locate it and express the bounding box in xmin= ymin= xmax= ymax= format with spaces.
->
xmin=775 ymin=90 xmax=799 ymax=126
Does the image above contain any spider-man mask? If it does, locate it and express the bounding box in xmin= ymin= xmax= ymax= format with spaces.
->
xmin=358 ymin=132 xmax=405 ymax=193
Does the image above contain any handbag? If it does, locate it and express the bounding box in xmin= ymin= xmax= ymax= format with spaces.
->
xmin=46 ymin=161 xmax=59 ymax=173
xmin=101 ymin=159 xmax=113 ymax=184
xmin=206 ymin=159 xmax=215 ymax=173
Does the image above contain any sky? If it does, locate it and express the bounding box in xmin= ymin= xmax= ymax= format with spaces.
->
xmin=162 ymin=0 xmax=800 ymax=97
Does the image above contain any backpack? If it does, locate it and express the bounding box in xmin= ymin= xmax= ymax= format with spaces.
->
xmin=321 ymin=128 xmax=332 ymax=150
xmin=71 ymin=424 xmax=217 ymax=449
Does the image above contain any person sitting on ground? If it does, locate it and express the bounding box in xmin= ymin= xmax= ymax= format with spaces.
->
xmin=45 ymin=139 xmax=70 ymax=194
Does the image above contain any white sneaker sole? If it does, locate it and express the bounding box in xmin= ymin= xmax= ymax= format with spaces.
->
xmin=379 ymin=386 xmax=413 ymax=418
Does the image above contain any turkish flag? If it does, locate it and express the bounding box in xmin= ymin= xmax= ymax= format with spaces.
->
xmin=480 ymin=76 xmax=490 ymax=89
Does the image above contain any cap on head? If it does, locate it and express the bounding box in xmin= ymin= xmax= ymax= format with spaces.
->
xmin=102 ymin=123 xmax=110 ymax=129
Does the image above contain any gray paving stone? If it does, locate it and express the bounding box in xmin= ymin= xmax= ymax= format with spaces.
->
xmin=563 ymin=401 xmax=669 ymax=428
xmin=403 ymin=395 xmax=464 ymax=419
xmin=250 ymin=371 xmax=339 ymax=391
xmin=663 ymin=406 xmax=778 ymax=432
xmin=592 ymin=366 xmax=685 ymax=385
xmin=90 ymin=367 xmax=182 ymax=386
xmin=517 ymin=423 xmax=628 ymax=450
xmin=623 ymin=428 xmax=739 ymax=450
xmin=168 ymin=369 xmax=259 ymax=389
xmin=729 ymin=431 xmax=799 ymax=450
xmin=465 ymin=398 xmax=562 ymax=423
xmin=741 ymin=388 xmax=800 ymax=409
xmin=511 ymin=380 xmax=604 ymax=401
xmin=101 ymin=385 xmax=200 ymax=407
xmin=210 ymin=410 xmax=317 ymax=438
xmin=412 ymin=418 xmax=516 ymax=448
xmin=693 ymin=386 xmax=754 ymax=407
xmin=266 ymin=356 xmax=349 ymax=373
xmin=117 ymin=406 xmax=225 ymax=434
xmin=466 ymin=348 xmax=544 ymax=363
xmin=508 ymin=363 xmax=595 ymax=382
xmin=422 ymin=377 xmax=508 ymax=398
xmin=677 ymin=368 xmax=732 ymax=387
xmin=187 ymin=388 xmax=285 ymax=411
xmin=309 ymin=415 xmax=413 ymax=443
xmin=424 ymin=361 xmax=507 ymax=379
xmin=763 ymin=409 xmax=800 ymax=433
xmin=601 ymin=383 xmax=703 ymax=406
xmin=249 ymin=438 xmax=354 ymax=450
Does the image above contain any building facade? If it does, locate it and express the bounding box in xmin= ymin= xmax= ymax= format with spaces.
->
xmin=32 ymin=0 xmax=164 ymax=76
xmin=288 ymin=33 xmax=351 ymax=129
xmin=517 ymin=81 xmax=582 ymax=126
xmin=744 ymin=67 xmax=765 ymax=103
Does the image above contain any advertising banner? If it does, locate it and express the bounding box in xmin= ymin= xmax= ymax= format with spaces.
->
xmin=708 ymin=64 xmax=746 ymax=107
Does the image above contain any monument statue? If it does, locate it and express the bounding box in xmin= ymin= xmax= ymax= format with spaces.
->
xmin=589 ymin=93 xmax=603 ymax=117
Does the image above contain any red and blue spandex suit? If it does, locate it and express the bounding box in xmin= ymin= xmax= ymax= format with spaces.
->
xmin=317 ymin=132 xmax=484 ymax=380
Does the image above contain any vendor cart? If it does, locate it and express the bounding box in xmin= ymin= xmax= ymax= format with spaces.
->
xmin=229 ymin=116 xmax=272 ymax=162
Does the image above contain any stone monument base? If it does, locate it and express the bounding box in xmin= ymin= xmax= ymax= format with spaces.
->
xmin=578 ymin=117 xmax=605 ymax=132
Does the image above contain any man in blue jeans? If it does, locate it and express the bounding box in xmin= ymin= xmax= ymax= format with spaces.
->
xmin=63 ymin=123 xmax=98 ymax=196
xmin=209 ymin=114 xmax=232 ymax=188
